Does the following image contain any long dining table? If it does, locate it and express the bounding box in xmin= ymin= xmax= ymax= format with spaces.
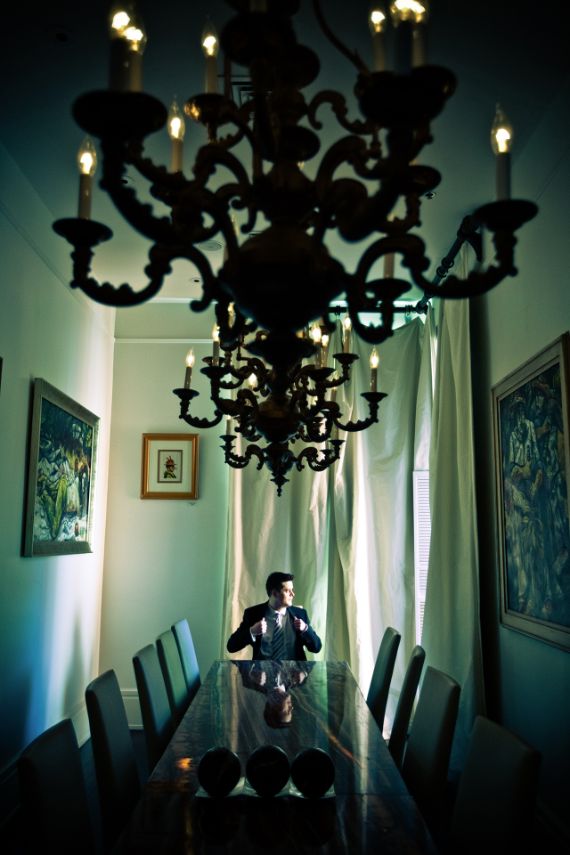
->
xmin=112 ymin=659 xmax=438 ymax=854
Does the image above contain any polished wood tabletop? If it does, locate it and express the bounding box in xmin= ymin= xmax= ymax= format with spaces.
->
xmin=113 ymin=660 xmax=437 ymax=854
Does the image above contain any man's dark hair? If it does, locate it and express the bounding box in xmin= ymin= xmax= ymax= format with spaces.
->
xmin=265 ymin=572 xmax=294 ymax=596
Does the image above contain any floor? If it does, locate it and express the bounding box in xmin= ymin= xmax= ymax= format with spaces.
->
xmin=1 ymin=729 xmax=147 ymax=854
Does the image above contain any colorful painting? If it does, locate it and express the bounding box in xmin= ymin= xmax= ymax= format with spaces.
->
xmin=141 ymin=433 xmax=199 ymax=499
xmin=24 ymin=379 xmax=99 ymax=556
xmin=158 ymin=449 xmax=182 ymax=483
xmin=493 ymin=333 xmax=570 ymax=650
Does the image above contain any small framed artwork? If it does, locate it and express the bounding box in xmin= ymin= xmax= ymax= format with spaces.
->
xmin=492 ymin=332 xmax=570 ymax=650
xmin=24 ymin=379 xmax=99 ymax=556
xmin=141 ymin=433 xmax=199 ymax=499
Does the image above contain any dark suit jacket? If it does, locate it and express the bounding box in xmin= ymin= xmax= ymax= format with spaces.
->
xmin=226 ymin=602 xmax=322 ymax=660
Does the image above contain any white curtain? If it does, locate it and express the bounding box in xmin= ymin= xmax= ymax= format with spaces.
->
xmin=421 ymin=249 xmax=486 ymax=773
xmin=221 ymin=317 xmax=433 ymax=727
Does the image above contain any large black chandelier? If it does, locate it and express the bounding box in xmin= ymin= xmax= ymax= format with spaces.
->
xmin=54 ymin=0 xmax=537 ymax=492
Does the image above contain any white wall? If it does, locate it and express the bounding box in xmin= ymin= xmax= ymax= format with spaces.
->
xmin=99 ymin=337 xmax=229 ymax=724
xmin=0 ymin=144 xmax=115 ymax=812
xmin=478 ymin=77 xmax=570 ymax=838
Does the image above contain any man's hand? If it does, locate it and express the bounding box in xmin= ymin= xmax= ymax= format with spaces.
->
xmin=294 ymin=617 xmax=307 ymax=633
xmin=251 ymin=618 xmax=267 ymax=637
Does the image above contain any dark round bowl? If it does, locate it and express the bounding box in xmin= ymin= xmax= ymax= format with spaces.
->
xmin=290 ymin=747 xmax=335 ymax=798
xmin=245 ymin=745 xmax=290 ymax=797
xmin=197 ymin=746 xmax=241 ymax=797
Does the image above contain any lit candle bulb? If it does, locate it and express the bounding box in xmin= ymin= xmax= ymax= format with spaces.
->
xmin=390 ymin=0 xmax=429 ymax=71
xmin=321 ymin=332 xmax=330 ymax=367
xmin=228 ymin=302 xmax=236 ymax=327
xmin=108 ymin=4 xmax=147 ymax=91
xmin=77 ymin=137 xmax=97 ymax=219
xmin=370 ymin=347 xmax=379 ymax=392
xmin=369 ymin=4 xmax=387 ymax=71
xmin=491 ymin=104 xmax=513 ymax=200
xmin=184 ymin=348 xmax=195 ymax=389
xmin=167 ymin=99 xmax=185 ymax=172
xmin=247 ymin=372 xmax=257 ymax=390
xmin=212 ymin=324 xmax=220 ymax=364
xmin=310 ymin=323 xmax=323 ymax=366
xmin=342 ymin=316 xmax=352 ymax=354
xmin=201 ymin=21 xmax=219 ymax=94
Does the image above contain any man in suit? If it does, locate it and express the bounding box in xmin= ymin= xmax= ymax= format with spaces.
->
xmin=226 ymin=572 xmax=322 ymax=660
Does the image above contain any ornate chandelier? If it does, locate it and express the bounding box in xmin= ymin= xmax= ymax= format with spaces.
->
xmin=53 ymin=0 xmax=537 ymax=492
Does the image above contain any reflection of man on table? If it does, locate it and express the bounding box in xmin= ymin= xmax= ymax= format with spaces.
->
xmin=226 ymin=572 xmax=322 ymax=661
xmin=235 ymin=660 xmax=310 ymax=728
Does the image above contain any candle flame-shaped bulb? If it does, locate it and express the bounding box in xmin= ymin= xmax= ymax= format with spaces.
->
xmin=77 ymin=137 xmax=97 ymax=176
xmin=343 ymin=316 xmax=352 ymax=332
xmin=201 ymin=21 xmax=219 ymax=57
xmin=228 ymin=303 xmax=236 ymax=326
xmin=212 ymin=324 xmax=220 ymax=342
xmin=185 ymin=349 xmax=195 ymax=369
xmin=247 ymin=372 xmax=257 ymax=389
xmin=491 ymin=103 xmax=513 ymax=155
xmin=369 ymin=5 xmax=387 ymax=33
xmin=109 ymin=4 xmax=147 ymax=53
xmin=310 ymin=323 xmax=322 ymax=344
xmin=390 ymin=0 xmax=429 ymax=24
xmin=321 ymin=333 xmax=330 ymax=348
xmin=168 ymin=99 xmax=185 ymax=141
xmin=370 ymin=347 xmax=379 ymax=369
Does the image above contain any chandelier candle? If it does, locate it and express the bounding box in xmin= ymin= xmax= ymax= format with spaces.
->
xmin=108 ymin=6 xmax=146 ymax=91
xmin=77 ymin=138 xmax=97 ymax=219
xmin=212 ymin=325 xmax=220 ymax=365
xmin=369 ymin=6 xmax=387 ymax=71
xmin=370 ymin=348 xmax=380 ymax=393
xmin=184 ymin=350 xmax=195 ymax=389
xmin=202 ymin=23 xmax=219 ymax=94
xmin=491 ymin=104 xmax=513 ymax=200
xmin=168 ymin=100 xmax=185 ymax=172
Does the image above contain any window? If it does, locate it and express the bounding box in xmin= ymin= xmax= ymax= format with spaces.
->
xmin=413 ymin=471 xmax=431 ymax=645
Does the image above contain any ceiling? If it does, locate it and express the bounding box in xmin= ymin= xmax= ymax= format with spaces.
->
xmin=1 ymin=1 xmax=569 ymax=340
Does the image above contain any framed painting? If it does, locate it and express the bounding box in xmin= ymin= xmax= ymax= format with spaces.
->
xmin=141 ymin=433 xmax=199 ymax=499
xmin=492 ymin=332 xmax=570 ymax=650
xmin=24 ymin=379 xmax=99 ymax=556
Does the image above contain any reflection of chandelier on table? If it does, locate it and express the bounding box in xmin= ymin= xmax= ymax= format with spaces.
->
xmin=53 ymin=0 xmax=537 ymax=493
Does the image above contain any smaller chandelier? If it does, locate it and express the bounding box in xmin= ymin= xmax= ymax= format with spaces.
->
xmin=174 ymin=311 xmax=385 ymax=494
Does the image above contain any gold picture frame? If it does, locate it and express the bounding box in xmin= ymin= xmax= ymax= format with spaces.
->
xmin=492 ymin=333 xmax=570 ymax=650
xmin=23 ymin=379 xmax=99 ymax=556
xmin=141 ymin=433 xmax=199 ymax=500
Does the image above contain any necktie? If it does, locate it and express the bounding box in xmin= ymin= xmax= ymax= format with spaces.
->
xmin=272 ymin=614 xmax=286 ymax=660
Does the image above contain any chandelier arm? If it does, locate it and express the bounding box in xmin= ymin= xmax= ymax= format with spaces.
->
xmin=220 ymin=436 xmax=265 ymax=470
xmin=312 ymin=0 xmax=368 ymax=73
xmin=173 ymin=388 xmax=224 ymax=429
xmin=98 ymin=140 xmax=178 ymax=245
xmin=334 ymin=392 xmax=386 ymax=432
xmin=306 ymin=90 xmax=373 ymax=135
xmin=296 ymin=439 xmax=344 ymax=472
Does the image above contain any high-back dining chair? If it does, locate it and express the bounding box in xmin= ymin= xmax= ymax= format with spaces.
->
xmin=366 ymin=626 xmax=401 ymax=734
xmin=156 ymin=628 xmax=191 ymax=725
xmin=171 ymin=618 xmax=201 ymax=704
xmin=17 ymin=718 xmax=95 ymax=854
xmin=85 ymin=669 xmax=142 ymax=850
xmin=133 ymin=643 xmax=176 ymax=772
xmin=388 ymin=644 xmax=426 ymax=769
xmin=401 ymin=665 xmax=460 ymax=835
xmin=444 ymin=715 xmax=541 ymax=854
